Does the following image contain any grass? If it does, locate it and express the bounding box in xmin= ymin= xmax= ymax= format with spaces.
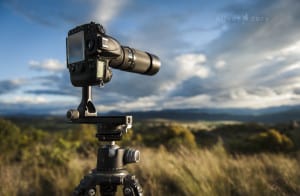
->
xmin=132 ymin=145 xmax=300 ymax=196
xmin=1 ymin=144 xmax=299 ymax=195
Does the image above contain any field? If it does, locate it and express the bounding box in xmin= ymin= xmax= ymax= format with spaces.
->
xmin=0 ymin=117 xmax=300 ymax=195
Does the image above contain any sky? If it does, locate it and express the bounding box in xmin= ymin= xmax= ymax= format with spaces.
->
xmin=1 ymin=0 xmax=300 ymax=115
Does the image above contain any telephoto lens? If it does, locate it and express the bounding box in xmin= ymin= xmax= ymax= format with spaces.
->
xmin=110 ymin=46 xmax=161 ymax=75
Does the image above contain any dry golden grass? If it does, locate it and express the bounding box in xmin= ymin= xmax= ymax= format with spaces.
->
xmin=130 ymin=145 xmax=300 ymax=196
xmin=1 ymin=145 xmax=300 ymax=195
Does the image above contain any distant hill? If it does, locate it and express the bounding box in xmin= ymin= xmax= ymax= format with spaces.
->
xmin=107 ymin=107 xmax=300 ymax=123
xmin=2 ymin=105 xmax=300 ymax=123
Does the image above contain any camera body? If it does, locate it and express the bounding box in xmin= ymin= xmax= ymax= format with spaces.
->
xmin=66 ymin=22 xmax=161 ymax=87
xmin=67 ymin=22 xmax=120 ymax=86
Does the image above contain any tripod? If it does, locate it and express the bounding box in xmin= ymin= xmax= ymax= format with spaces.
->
xmin=67 ymin=87 xmax=143 ymax=196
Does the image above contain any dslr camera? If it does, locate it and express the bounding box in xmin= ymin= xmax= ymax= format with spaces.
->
xmin=66 ymin=22 xmax=161 ymax=87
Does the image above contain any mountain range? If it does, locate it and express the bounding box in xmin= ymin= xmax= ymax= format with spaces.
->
xmin=107 ymin=105 xmax=300 ymax=123
xmin=2 ymin=105 xmax=300 ymax=123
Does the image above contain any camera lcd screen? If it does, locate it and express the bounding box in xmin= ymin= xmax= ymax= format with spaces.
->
xmin=67 ymin=31 xmax=85 ymax=64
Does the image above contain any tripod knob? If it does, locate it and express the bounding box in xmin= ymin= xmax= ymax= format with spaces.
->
xmin=124 ymin=149 xmax=140 ymax=164
xmin=67 ymin=109 xmax=80 ymax=120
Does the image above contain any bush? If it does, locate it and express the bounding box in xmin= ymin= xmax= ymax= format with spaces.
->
xmin=0 ymin=118 xmax=21 ymax=153
xmin=249 ymin=129 xmax=294 ymax=152
xmin=139 ymin=123 xmax=196 ymax=150
xmin=65 ymin=124 xmax=98 ymax=155
xmin=163 ymin=124 xmax=197 ymax=150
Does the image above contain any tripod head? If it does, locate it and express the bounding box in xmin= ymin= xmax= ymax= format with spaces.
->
xmin=66 ymin=86 xmax=132 ymax=141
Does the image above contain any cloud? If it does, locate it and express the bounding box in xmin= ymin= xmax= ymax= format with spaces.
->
xmin=4 ymin=0 xmax=300 ymax=114
xmin=25 ymin=71 xmax=79 ymax=96
xmin=170 ymin=77 xmax=212 ymax=97
xmin=0 ymin=79 xmax=26 ymax=94
xmin=141 ymin=0 xmax=300 ymax=112
xmin=174 ymin=54 xmax=210 ymax=79
xmin=2 ymin=0 xmax=131 ymax=27
xmin=91 ymin=0 xmax=130 ymax=27
xmin=1 ymin=95 xmax=47 ymax=104
xmin=1 ymin=0 xmax=92 ymax=26
xmin=163 ymin=87 xmax=300 ymax=110
xmin=216 ymin=87 xmax=300 ymax=109
xmin=96 ymin=95 xmax=162 ymax=112
xmin=0 ymin=100 xmax=73 ymax=115
xmin=26 ymin=89 xmax=73 ymax=96
xmin=166 ymin=0 xmax=300 ymax=109
xmin=161 ymin=94 xmax=212 ymax=110
xmin=67 ymin=0 xmax=300 ymax=111
xmin=29 ymin=59 xmax=64 ymax=72
xmin=215 ymin=60 xmax=226 ymax=69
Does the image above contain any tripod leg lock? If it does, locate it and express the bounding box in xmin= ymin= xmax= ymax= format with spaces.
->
xmin=123 ymin=175 xmax=143 ymax=196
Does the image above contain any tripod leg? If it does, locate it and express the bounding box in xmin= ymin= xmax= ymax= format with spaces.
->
xmin=73 ymin=174 xmax=96 ymax=196
xmin=123 ymin=175 xmax=143 ymax=196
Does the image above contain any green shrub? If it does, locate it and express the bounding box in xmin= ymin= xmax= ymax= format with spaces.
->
xmin=163 ymin=124 xmax=196 ymax=150
xmin=249 ymin=129 xmax=294 ymax=152
xmin=120 ymin=129 xmax=144 ymax=146
xmin=134 ymin=123 xmax=196 ymax=150
xmin=65 ymin=124 xmax=98 ymax=155
xmin=0 ymin=118 xmax=21 ymax=152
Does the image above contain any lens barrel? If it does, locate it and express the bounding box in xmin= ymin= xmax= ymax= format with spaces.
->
xmin=109 ymin=46 xmax=160 ymax=75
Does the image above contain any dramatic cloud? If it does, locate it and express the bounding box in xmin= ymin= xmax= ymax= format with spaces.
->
xmin=37 ymin=0 xmax=300 ymax=111
xmin=2 ymin=0 xmax=300 ymax=114
xmin=168 ymin=0 xmax=300 ymax=109
xmin=0 ymin=79 xmax=26 ymax=94
xmin=26 ymin=71 xmax=79 ymax=97
xmin=29 ymin=59 xmax=64 ymax=72
xmin=175 ymin=54 xmax=209 ymax=79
